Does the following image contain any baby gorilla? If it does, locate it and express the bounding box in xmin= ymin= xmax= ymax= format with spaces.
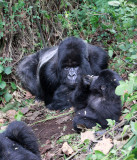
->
xmin=0 ymin=121 xmax=41 ymax=160
xmin=72 ymin=69 xmax=122 ymax=132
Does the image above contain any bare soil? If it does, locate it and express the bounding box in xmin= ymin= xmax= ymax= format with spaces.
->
xmin=25 ymin=108 xmax=75 ymax=159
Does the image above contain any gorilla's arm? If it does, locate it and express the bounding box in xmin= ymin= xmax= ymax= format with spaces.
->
xmin=46 ymin=85 xmax=72 ymax=110
xmin=71 ymin=75 xmax=92 ymax=111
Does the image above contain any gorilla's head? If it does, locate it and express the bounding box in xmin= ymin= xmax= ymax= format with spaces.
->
xmin=84 ymin=69 xmax=122 ymax=99
xmin=57 ymin=37 xmax=91 ymax=86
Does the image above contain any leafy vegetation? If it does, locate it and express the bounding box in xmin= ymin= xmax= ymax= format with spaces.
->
xmin=0 ymin=0 xmax=137 ymax=159
xmin=0 ymin=57 xmax=15 ymax=103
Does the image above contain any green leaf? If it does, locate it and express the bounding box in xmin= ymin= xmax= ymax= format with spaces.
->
xmin=108 ymin=50 xmax=113 ymax=58
xmin=129 ymin=48 xmax=134 ymax=53
xmin=84 ymin=139 xmax=90 ymax=145
xmin=124 ymin=136 xmax=136 ymax=149
xmin=0 ymin=64 xmax=4 ymax=73
xmin=0 ymin=74 xmax=2 ymax=82
xmin=0 ymin=57 xmax=3 ymax=61
xmin=131 ymin=121 xmax=137 ymax=135
xmin=94 ymin=150 xmax=105 ymax=159
xmin=127 ymin=79 xmax=134 ymax=94
xmin=108 ymin=1 xmax=120 ymax=6
xmin=130 ymin=148 xmax=137 ymax=159
xmin=123 ymin=93 xmax=129 ymax=102
xmin=0 ymin=81 xmax=6 ymax=89
xmin=2 ymin=101 xmax=21 ymax=112
xmin=119 ymin=44 xmax=127 ymax=51
xmin=107 ymin=119 xmax=115 ymax=127
xmin=125 ymin=113 xmax=132 ymax=121
xmin=11 ymin=82 xmax=17 ymax=90
xmin=127 ymin=95 xmax=137 ymax=103
xmin=4 ymin=67 xmax=12 ymax=75
xmin=124 ymin=154 xmax=135 ymax=160
xmin=131 ymin=104 xmax=137 ymax=113
xmin=86 ymin=154 xmax=92 ymax=160
xmin=15 ymin=111 xmax=23 ymax=121
xmin=115 ymin=81 xmax=128 ymax=96
xmin=130 ymin=55 xmax=137 ymax=59
xmin=122 ymin=125 xmax=129 ymax=136
xmin=110 ymin=29 xmax=116 ymax=34
xmin=29 ymin=6 xmax=33 ymax=9
xmin=4 ymin=92 xmax=12 ymax=102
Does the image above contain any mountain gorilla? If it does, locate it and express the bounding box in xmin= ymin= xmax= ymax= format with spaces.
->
xmin=71 ymin=69 xmax=122 ymax=133
xmin=17 ymin=37 xmax=108 ymax=110
xmin=0 ymin=121 xmax=41 ymax=160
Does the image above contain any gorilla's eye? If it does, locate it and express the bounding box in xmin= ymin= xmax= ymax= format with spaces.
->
xmin=74 ymin=66 xmax=79 ymax=70
xmin=64 ymin=67 xmax=69 ymax=70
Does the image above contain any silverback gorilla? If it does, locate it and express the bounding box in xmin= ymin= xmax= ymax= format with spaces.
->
xmin=0 ymin=121 xmax=41 ymax=160
xmin=71 ymin=69 xmax=122 ymax=132
xmin=17 ymin=37 xmax=108 ymax=110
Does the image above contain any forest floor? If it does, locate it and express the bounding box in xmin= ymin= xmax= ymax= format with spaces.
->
xmin=0 ymin=91 xmax=130 ymax=160
xmin=26 ymin=104 xmax=75 ymax=160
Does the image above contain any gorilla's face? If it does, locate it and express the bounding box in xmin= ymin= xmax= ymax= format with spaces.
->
xmin=60 ymin=58 xmax=82 ymax=86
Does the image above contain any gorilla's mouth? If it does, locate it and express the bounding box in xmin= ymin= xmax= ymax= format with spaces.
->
xmin=68 ymin=80 xmax=77 ymax=85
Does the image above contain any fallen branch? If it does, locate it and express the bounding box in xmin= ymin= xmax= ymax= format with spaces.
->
xmin=30 ymin=110 xmax=74 ymax=126
xmin=66 ymin=149 xmax=81 ymax=160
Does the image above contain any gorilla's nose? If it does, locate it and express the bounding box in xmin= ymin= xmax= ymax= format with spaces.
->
xmin=69 ymin=68 xmax=76 ymax=77
xmin=68 ymin=68 xmax=77 ymax=81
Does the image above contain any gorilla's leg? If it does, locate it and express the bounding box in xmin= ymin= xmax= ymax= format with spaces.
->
xmin=4 ymin=121 xmax=40 ymax=157
xmin=73 ymin=107 xmax=98 ymax=133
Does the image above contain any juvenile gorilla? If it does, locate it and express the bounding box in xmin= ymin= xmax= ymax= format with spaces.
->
xmin=0 ymin=121 xmax=41 ymax=160
xmin=71 ymin=69 xmax=122 ymax=132
xmin=17 ymin=37 xmax=108 ymax=110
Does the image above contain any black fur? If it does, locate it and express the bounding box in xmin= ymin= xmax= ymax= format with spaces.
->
xmin=17 ymin=37 xmax=108 ymax=110
xmin=71 ymin=69 xmax=122 ymax=132
xmin=0 ymin=121 xmax=41 ymax=160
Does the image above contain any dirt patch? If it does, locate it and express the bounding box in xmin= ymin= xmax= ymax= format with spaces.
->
xmin=31 ymin=115 xmax=74 ymax=145
xmin=25 ymin=109 xmax=76 ymax=159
